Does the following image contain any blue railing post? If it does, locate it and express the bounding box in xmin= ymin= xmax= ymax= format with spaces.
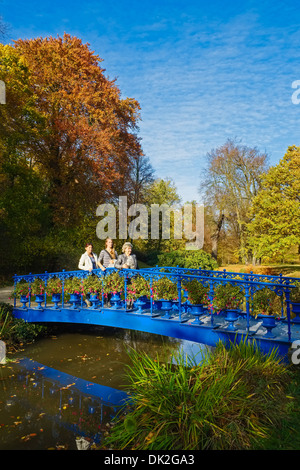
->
xmin=209 ymin=280 xmax=214 ymax=326
xmin=150 ymin=277 xmax=153 ymax=316
xmin=28 ymin=273 xmax=32 ymax=308
xmin=244 ymin=285 xmax=250 ymax=333
xmin=101 ymin=275 xmax=104 ymax=308
xmin=62 ymin=270 xmax=65 ymax=309
xmin=80 ymin=277 xmax=84 ymax=309
xmin=285 ymin=287 xmax=292 ymax=342
xmin=279 ymin=274 xmax=285 ymax=319
xmin=177 ymin=276 xmax=182 ymax=322
xmin=124 ymin=274 xmax=127 ymax=311
xmin=13 ymin=275 xmax=16 ymax=308
xmin=44 ymin=271 xmax=48 ymax=308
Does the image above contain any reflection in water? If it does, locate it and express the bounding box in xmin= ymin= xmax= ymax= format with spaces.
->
xmin=0 ymin=357 xmax=127 ymax=450
xmin=0 ymin=326 xmax=211 ymax=449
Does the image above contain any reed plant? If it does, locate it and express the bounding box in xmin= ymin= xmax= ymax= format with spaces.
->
xmin=104 ymin=340 xmax=291 ymax=450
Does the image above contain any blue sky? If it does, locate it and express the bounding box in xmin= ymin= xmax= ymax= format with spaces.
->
xmin=1 ymin=0 xmax=300 ymax=203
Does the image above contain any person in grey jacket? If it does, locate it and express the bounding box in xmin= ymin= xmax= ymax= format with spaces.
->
xmin=115 ymin=242 xmax=138 ymax=270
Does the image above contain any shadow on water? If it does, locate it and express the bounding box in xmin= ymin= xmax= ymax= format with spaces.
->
xmin=0 ymin=325 xmax=211 ymax=449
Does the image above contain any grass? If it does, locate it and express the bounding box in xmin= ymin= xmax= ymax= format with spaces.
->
xmin=254 ymin=367 xmax=300 ymax=450
xmin=218 ymin=264 xmax=300 ymax=277
xmin=103 ymin=340 xmax=294 ymax=450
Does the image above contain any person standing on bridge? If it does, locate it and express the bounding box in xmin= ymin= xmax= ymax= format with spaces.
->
xmin=115 ymin=242 xmax=138 ymax=270
xmin=115 ymin=242 xmax=138 ymax=309
xmin=97 ymin=238 xmax=118 ymax=271
xmin=78 ymin=243 xmax=98 ymax=272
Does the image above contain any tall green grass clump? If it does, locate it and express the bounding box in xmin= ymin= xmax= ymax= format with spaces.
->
xmin=104 ymin=341 xmax=291 ymax=450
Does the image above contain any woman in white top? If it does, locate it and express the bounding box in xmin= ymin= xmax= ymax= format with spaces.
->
xmin=78 ymin=243 xmax=98 ymax=272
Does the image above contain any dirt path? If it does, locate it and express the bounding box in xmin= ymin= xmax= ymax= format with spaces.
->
xmin=0 ymin=286 xmax=14 ymax=305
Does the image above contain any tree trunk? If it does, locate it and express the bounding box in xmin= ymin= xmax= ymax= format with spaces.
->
xmin=211 ymin=213 xmax=224 ymax=260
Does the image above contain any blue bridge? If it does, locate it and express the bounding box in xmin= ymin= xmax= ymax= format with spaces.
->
xmin=12 ymin=266 xmax=300 ymax=362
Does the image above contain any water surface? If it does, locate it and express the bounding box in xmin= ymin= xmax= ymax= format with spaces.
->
xmin=0 ymin=325 xmax=209 ymax=450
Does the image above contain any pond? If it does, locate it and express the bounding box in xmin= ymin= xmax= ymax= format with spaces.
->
xmin=0 ymin=325 xmax=210 ymax=450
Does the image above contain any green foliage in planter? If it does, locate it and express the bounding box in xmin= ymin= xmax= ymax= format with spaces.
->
xmin=212 ymin=283 xmax=244 ymax=311
xmin=12 ymin=281 xmax=30 ymax=299
xmin=127 ymin=276 xmax=150 ymax=301
xmin=251 ymin=287 xmax=282 ymax=317
xmin=103 ymin=272 xmax=125 ymax=295
xmin=46 ymin=277 xmax=63 ymax=295
xmin=103 ymin=340 xmax=291 ymax=450
xmin=30 ymin=278 xmax=46 ymax=296
xmin=82 ymin=275 xmax=103 ymax=295
xmin=63 ymin=277 xmax=83 ymax=295
xmin=183 ymin=279 xmax=209 ymax=305
xmin=152 ymin=276 xmax=178 ymax=301
xmin=290 ymin=282 xmax=300 ymax=303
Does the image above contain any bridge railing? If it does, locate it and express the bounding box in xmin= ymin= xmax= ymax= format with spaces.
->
xmin=13 ymin=266 xmax=299 ymax=341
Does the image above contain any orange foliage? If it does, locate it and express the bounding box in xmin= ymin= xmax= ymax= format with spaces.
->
xmin=240 ymin=265 xmax=275 ymax=275
xmin=13 ymin=34 xmax=143 ymax=225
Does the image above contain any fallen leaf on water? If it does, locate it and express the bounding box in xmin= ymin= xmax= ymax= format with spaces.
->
xmin=21 ymin=433 xmax=37 ymax=441
xmin=59 ymin=382 xmax=75 ymax=391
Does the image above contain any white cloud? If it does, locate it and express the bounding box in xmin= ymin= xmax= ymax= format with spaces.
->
xmin=3 ymin=0 xmax=300 ymax=202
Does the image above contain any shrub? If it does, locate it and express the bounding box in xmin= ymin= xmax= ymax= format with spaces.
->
xmin=0 ymin=302 xmax=47 ymax=348
xmin=157 ymin=249 xmax=218 ymax=270
xmin=103 ymin=341 xmax=291 ymax=450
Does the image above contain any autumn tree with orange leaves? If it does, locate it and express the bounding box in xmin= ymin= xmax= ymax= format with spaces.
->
xmin=7 ymin=34 xmax=143 ymax=225
xmin=0 ymin=34 xmax=144 ymax=275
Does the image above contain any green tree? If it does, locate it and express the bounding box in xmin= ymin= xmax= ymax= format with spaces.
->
xmin=247 ymin=146 xmax=300 ymax=261
xmin=143 ymin=178 xmax=182 ymax=252
xmin=200 ymin=139 xmax=268 ymax=263
xmin=0 ymin=44 xmax=50 ymax=275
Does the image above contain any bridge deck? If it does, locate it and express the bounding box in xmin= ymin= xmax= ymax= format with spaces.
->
xmin=13 ymin=303 xmax=298 ymax=361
